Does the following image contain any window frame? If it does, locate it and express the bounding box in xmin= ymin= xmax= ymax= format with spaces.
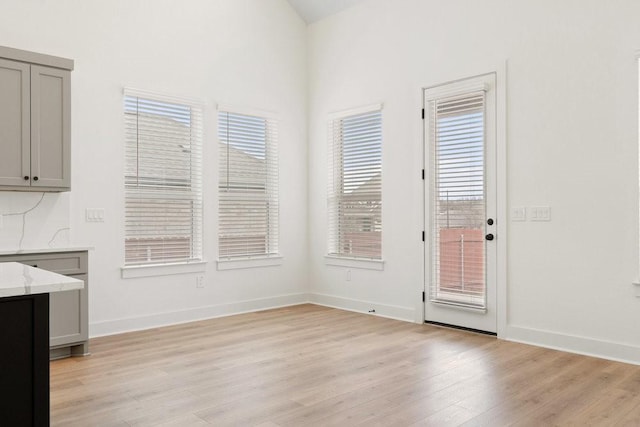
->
xmin=326 ymin=103 xmax=384 ymax=268
xmin=216 ymin=104 xmax=280 ymax=269
xmin=636 ymin=55 xmax=640 ymax=295
xmin=121 ymin=88 xmax=204 ymax=272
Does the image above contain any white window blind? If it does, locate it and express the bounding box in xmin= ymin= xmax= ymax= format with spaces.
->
xmin=218 ymin=110 xmax=279 ymax=259
xmin=427 ymin=90 xmax=486 ymax=308
xmin=328 ymin=106 xmax=382 ymax=259
xmin=124 ymin=90 xmax=203 ymax=266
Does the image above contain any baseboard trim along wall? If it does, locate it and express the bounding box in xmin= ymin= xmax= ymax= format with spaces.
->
xmin=506 ymin=325 xmax=640 ymax=366
xmin=90 ymin=296 xmax=639 ymax=366
xmin=308 ymin=293 xmax=416 ymax=322
xmin=89 ymin=293 xmax=311 ymax=338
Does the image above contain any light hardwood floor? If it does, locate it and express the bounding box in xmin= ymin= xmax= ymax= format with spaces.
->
xmin=51 ymin=304 xmax=640 ymax=426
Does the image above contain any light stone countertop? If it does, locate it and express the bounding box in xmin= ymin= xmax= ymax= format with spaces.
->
xmin=0 ymin=247 xmax=93 ymax=256
xmin=0 ymin=262 xmax=84 ymax=298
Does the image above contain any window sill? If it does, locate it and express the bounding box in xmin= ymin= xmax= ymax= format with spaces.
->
xmin=324 ymin=255 xmax=385 ymax=271
xmin=217 ymin=256 xmax=283 ymax=271
xmin=121 ymin=260 xmax=207 ymax=279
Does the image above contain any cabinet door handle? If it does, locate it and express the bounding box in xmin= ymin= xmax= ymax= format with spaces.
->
xmin=33 ymin=176 xmax=39 ymax=181
xmin=24 ymin=176 xmax=29 ymax=180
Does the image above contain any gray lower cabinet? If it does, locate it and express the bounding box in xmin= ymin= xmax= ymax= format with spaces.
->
xmin=0 ymin=46 xmax=73 ymax=192
xmin=0 ymin=250 xmax=89 ymax=359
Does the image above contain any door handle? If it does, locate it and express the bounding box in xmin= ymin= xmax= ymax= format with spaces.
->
xmin=485 ymin=233 xmax=494 ymax=241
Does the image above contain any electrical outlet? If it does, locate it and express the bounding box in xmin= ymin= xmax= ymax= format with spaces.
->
xmin=196 ymin=275 xmax=205 ymax=288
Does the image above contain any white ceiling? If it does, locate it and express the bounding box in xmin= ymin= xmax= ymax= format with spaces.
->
xmin=286 ymin=0 xmax=368 ymax=24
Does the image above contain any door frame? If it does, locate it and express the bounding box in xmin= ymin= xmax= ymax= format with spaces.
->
xmin=420 ymin=62 xmax=508 ymax=338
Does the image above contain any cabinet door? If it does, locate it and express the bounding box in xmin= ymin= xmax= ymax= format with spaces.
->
xmin=50 ymin=273 xmax=87 ymax=348
xmin=0 ymin=58 xmax=30 ymax=187
xmin=30 ymin=65 xmax=71 ymax=190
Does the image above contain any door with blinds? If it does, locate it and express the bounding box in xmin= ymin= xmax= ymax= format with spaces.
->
xmin=424 ymin=73 xmax=497 ymax=333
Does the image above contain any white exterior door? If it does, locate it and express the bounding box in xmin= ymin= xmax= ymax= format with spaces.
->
xmin=424 ymin=73 xmax=497 ymax=333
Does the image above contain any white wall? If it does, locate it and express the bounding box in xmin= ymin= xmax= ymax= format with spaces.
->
xmin=0 ymin=0 xmax=309 ymax=335
xmin=307 ymin=0 xmax=640 ymax=363
xmin=1 ymin=0 xmax=639 ymax=365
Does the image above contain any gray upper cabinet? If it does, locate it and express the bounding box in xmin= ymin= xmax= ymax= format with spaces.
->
xmin=0 ymin=46 xmax=73 ymax=192
xmin=0 ymin=58 xmax=30 ymax=188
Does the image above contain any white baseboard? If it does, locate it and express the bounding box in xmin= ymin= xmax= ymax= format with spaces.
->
xmin=308 ymin=292 xmax=415 ymax=322
xmin=89 ymin=293 xmax=311 ymax=338
xmin=90 ymin=294 xmax=639 ymax=366
xmin=506 ymin=325 xmax=640 ymax=366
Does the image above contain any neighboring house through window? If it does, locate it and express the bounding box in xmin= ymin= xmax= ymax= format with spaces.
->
xmin=124 ymin=89 xmax=203 ymax=266
xmin=218 ymin=108 xmax=279 ymax=259
xmin=328 ymin=105 xmax=383 ymax=259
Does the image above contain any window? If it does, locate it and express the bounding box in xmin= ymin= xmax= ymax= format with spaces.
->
xmin=328 ymin=105 xmax=382 ymax=259
xmin=124 ymin=89 xmax=203 ymax=266
xmin=425 ymin=74 xmax=495 ymax=310
xmin=218 ymin=108 xmax=279 ymax=259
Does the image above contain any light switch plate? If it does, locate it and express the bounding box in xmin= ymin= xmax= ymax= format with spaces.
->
xmin=530 ymin=206 xmax=551 ymax=221
xmin=511 ymin=207 xmax=526 ymax=221
xmin=86 ymin=208 xmax=105 ymax=222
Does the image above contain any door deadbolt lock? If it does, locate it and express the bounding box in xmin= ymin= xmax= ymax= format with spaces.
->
xmin=485 ymin=233 xmax=494 ymax=241
xmin=487 ymin=218 xmax=494 ymax=226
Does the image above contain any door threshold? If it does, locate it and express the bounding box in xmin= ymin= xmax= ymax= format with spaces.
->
xmin=424 ymin=320 xmax=497 ymax=336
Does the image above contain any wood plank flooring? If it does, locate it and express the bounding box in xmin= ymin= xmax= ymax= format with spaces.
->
xmin=50 ymin=304 xmax=640 ymax=426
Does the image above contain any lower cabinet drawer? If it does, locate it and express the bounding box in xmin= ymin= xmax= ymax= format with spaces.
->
xmin=13 ymin=252 xmax=87 ymax=276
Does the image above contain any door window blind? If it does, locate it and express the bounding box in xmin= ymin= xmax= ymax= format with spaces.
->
xmin=328 ymin=107 xmax=382 ymax=259
xmin=427 ymin=90 xmax=486 ymax=308
xmin=124 ymin=90 xmax=203 ymax=266
xmin=218 ymin=110 xmax=279 ymax=259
